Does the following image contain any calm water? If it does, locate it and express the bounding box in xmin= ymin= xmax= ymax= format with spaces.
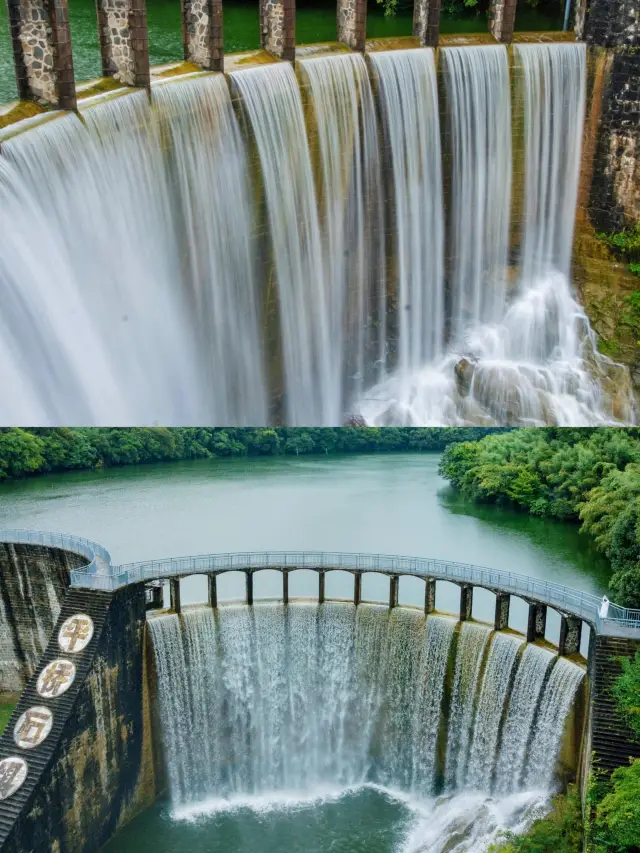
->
xmin=0 ymin=453 xmax=608 ymax=636
xmin=0 ymin=1 xmax=563 ymax=103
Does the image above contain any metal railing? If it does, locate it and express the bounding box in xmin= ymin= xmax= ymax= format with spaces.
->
xmin=64 ymin=549 xmax=640 ymax=638
xmin=0 ymin=528 xmax=111 ymax=577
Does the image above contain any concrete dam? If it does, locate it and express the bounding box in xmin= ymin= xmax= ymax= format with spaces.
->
xmin=0 ymin=531 xmax=639 ymax=852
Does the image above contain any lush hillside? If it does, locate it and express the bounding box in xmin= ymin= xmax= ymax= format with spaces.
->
xmin=440 ymin=428 xmax=640 ymax=607
xmin=0 ymin=427 xmax=510 ymax=482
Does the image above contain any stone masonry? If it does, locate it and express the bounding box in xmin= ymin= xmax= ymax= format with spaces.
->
xmin=6 ymin=0 xmax=76 ymax=108
xmin=413 ymin=0 xmax=441 ymax=48
xmin=488 ymin=0 xmax=517 ymax=43
xmin=182 ymin=0 xmax=223 ymax=71
xmin=337 ymin=0 xmax=366 ymax=52
xmin=260 ymin=0 xmax=295 ymax=61
xmin=97 ymin=0 xmax=150 ymax=87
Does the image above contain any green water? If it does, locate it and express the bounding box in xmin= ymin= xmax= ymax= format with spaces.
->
xmin=0 ymin=1 xmax=563 ymax=104
xmin=105 ymin=788 xmax=412 ymax=853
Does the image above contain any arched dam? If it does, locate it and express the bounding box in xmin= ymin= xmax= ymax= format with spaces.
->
xmin=0 ymin=531 xmax=639 ymax=852
xmin=0 ymin=0 xmax=638 ymax=426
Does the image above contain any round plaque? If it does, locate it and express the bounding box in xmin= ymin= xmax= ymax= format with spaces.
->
xmin=58 ymin=613 xmax=94 ymax=654
xmin=13 ymin=706 xmax=54 ymax=750
xmin=0 ymin=756 xmax=28 ymax=800
xmin=36 ymin=659 xmax=76 ymax=699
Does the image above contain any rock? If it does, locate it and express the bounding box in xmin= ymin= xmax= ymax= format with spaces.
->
xmin=454 ymin=358 xmax=475 ymax=397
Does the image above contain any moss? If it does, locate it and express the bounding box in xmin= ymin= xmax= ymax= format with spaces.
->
xmin=0 ymin=701 xmax=16 ymax=735
xmin=155 ymin=62 xmax=201 ymax=78
xmin=77 ymin=77 xmax=124 ymax=100
xmin=597 ymin=223 xmax=640 ymax=279
xmin=0 ymin=100 xmax=46 ymax=130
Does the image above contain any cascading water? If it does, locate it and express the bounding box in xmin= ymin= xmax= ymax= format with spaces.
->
xmin=148 ymin=602 xmax=585 ymax=851
xmin=0 ymin=44 xmax=634 ymax=425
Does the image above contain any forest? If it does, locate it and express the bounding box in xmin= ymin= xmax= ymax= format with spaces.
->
xmin=439 ymin=428 xmax=640 ymax=608
xmin=0 ymin=427 xmax=508 ymax=481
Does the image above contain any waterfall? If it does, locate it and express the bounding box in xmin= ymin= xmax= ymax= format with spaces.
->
xmin=148 ymin=602 xmax=585 ymax=819
xmin=445 ymin=622 xmax=492 ymax=790
xmin=300 ymin=53 xmax=386 ymax=404
xmin=369 ymin=48 xmax=445 ymax=375
xmin=443 ymin=45 xmax=512 ymax=335
xmin=1 ymin=44 xmax=634 ymax=425
xmin=230 ymin=64 xmax=331 ymax=426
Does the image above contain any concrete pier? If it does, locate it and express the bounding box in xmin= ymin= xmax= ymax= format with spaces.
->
xmin=459 ymin=584 xmax=473 ymax=622
xmin=169 ymin=578 xmax=181 ymax=614
xmin=425 ymin=578 xmax=436 ymax=614
xmin=494 ymin=592 xmax=510 ymax=631
xmin=207 ymin=574 xmax=217 ymax=609
xmin=527 ymin=602 xmax=547 ymax=642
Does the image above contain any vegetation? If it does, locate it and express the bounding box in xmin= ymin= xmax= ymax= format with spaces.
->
xmin=439 ymin=428 xmax=640 ymax=607
xmin=0 ymin=700 xmax=15 ymax=736
xmin=0 ymin=427 xmax=509 ymax=483
xmin=599 ymin=224 xmax=640 ymax=280
xmin=488 ymin=788 xmax=583 ymax=853
xmin=374 ymin=0 xmax=561 ymax=17
xmin=612 ymin=651 xmax=640 ymax=742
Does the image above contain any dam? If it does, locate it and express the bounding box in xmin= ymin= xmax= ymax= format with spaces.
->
xmin=0 ymin=0 xmax=638 ymax=426
xmin=0 ymin=530 xmax=639 ymax=852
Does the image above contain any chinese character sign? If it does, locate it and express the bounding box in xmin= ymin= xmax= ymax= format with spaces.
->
xmin=36 ymin=659 xmax=76 ymax=699
xmin=58 ymin=613 xmax=94 ymax=654
xmin=0 ymin=757 xmax=28 ymax=800
xmin=13 ymin=706 xmax=54 ymax=749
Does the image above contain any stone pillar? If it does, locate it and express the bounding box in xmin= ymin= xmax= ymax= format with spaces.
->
xmin=283 ymin=571 xmax=289 ymax=605
xmin=245 ymin=572 xmax=253 ymax=606
xmin=526 ymin=602 xmax=547 ymax=642
xmin=459 ymin=584 xmax=473 ymax=622
xmin=583 ymin=0 xmax=638 ymax=47
xmin=488 ymin=0 xmax=517 ymax=44
xmin=260 ymin=0 xmax=295 ymax=62
xmin=412 ymin=0 xmax=441 ymax=48
xmin=97 ymin=0 xmax=150 ymax=88
xmin=337 ymin=0 xmax=367 ymax=52
xmin=207 ymin=574 xmax=217 ymax=609
xmin=318 ymin=571 xmax=325 ymax=603
xmin=354 ymin=573 xmax=362 ymax=606
xmin=425 ymin=578 xmax=436 ymax=614
xmin=6 ymin=0 xmax=77 ymax=109
xmin=389 ymin=575 xmax=399 ymax=609
xmin=494 ymin=592 xmax=510 ymax=631
xmin=559 ymin=615 xmax=582 ymax=656
xmin=181 ymin=0 xmax=224 ymax=71
xmin=169 ymin=579 xmax=181 ymax=614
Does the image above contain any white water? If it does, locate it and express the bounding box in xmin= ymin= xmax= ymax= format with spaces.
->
xmin=1 ymin=44 xmax=633 ymax=425
xmin=148 ymin=602 xmax=585 ymax=851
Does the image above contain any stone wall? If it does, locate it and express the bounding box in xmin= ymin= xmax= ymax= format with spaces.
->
xmin=260 ymin=0 xmax=295 ymax=61
xmin=0 ymin=544 xmax=83 ymax=693
xmin=6 ymin=0 xmax=76 ymax=108
xmin=97 ymin=0 xmax=150 ymax=87
xmin=412 ymin=0 xmax=441 ymax=47
xmin=182 ymin=0 xmax=223 ymax=70
xmin=0 ymin=585 xmax=156 ymax=853
xmin=337 ymin=0 xmax=366 ymax=51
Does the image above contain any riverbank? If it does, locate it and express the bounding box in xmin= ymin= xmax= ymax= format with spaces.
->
xmin=439 ymin=428 xmax=640 ymax=607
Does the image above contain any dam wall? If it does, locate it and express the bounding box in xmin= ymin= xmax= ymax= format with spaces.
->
xmin=0 ymin=543 xmax=85 ymax=693
xmin=0 ymin=584 xmax=156 ymax=853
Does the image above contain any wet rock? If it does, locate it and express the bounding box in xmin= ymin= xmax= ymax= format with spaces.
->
xmin=454 ymin=358 xmax=475 ymax=397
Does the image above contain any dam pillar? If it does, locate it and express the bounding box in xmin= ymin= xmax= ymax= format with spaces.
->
xmin=145 ymin=584 xmax=163 ymax=611
xmin=412 ymin=0 xmax=441 ymax=48
xmin=527 ymin=602 xmax=546 ymax=642
xmin=389 ymin=575 xmax=399 ymax=609
xmin=337 ymin=0 xmax=367 ymax=52
xmin=488 ymin=0 xmax=517 ymax=44
xmin=494 ymin=593 xmax=510 ymax=631
xmin=169 ymin=579 xmax=181 ymax=614
xmin=245 ymin=572 xmax=254 ymax=606
xmin=207 ymin=574 xmax=217 ymax=609
xmin=181 ymin=0 xmax=224 ymax=71
xmin=318 ymin=571 xmax=325 ymax=603
xmin=425 ymin=578 xmax=436 ymax=614
xmin=6 ymin=0 xmax=77 ymax=109
xmin=283 ymin=571 xmax=289 ymax=605
xmin=354 ymin=573 xmax=362 ymax=606
xmin=260 ymin=0 xmax=295 ymax=62
xmin=559 ymin=615 xmax=582 ymax=656
xmin=459 ymin=584 xmax=473 ymax=622
xmin=96 ymin=0 xmax=150 ymax=88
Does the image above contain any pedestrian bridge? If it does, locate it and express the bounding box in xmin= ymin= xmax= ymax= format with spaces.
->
xmin=2 ymin=530 xmax=639 ymax=648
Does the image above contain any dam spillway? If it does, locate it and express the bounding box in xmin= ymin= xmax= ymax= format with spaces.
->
xmin=147 ymin=602 xmax=585 ymax=827
xmin=0 ymin=42 xmax=634 ymax=426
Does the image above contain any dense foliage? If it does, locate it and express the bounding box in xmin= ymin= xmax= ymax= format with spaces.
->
xmin=0 ymin=427 xmax=508 ymax=482
xmin=439 ymin=428 xmax=640 ymax=607
xmin=374 ymin=0 xmax=561 ymax=17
